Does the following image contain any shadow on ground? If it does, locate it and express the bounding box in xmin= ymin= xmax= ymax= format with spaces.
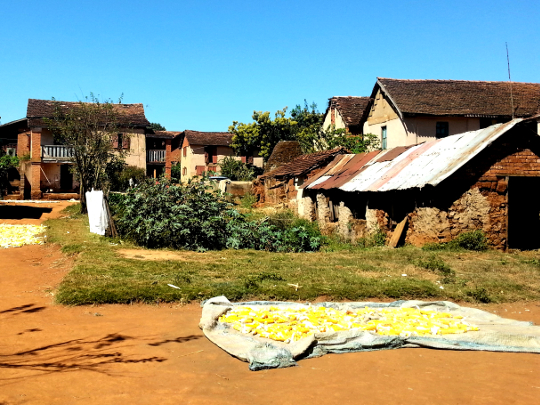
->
xmin=0 ymin=332 xmax=202 ymax=380
xmin=0 ymin=205 xmax=52 ymax=220
xmin=0 ymin=304 xmax=46 ymax=316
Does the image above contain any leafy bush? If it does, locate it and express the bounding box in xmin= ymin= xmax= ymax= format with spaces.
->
xmin=423 ymin=231 xmax=489 ymax=252
xmin=171 ymin=162 xmax=181 ymax=183
xmin=112 ymin=177 xmax=323 ymax=252
xmin=219 ymin=156 xmax=262 ymax=181
xmin=451 ymin=231 xmax=488 ymax=251
xmin=239 ymin=193 xmax=257 ymax=209
xmin=106 ymin=160 xmax=146 ymax=191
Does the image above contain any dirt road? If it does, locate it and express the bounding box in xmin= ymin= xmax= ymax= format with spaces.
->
xmin=1 ymin=202 xmax=539 ymax=404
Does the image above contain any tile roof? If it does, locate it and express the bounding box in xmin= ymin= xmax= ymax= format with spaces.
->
xmin=377 ymin=78 xmax=540 ymax=118
xmin=327 ymin=96 xmax=371 ymax=126
xmin=303 ymin=118 xmax=529 ymax=192
xmin=26 ymin=99 xmax=150 ymax=128
xmin=260 ymin=147 xmax=348 ymax=180
xmin=147 ymin=130 xmax=182 ymax=139
xmin=265 ymin=141 xmax=304 ymax=172
xmin=183 ymin=130 xmax=232 ymax=146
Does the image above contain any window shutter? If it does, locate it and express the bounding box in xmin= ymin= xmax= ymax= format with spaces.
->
xmin=122 ymin=136 xmax=130 ymax=150
xmin=204 ymin=151 xmax=209 ymax=164
xmin=212 ymin=155 xmax=218 ymax=164
xmin=112 ymin=134 xmax=119 ymax=149
xmin=241 ymin=156 xmax=247 ymax=163
xmin=247 ymin=156 xmax=253 ymax=164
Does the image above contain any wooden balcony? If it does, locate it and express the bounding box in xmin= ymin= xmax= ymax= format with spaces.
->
xmin=41 ymin=145 xmax=74 ymax=161
xmin=147 ymin=149 xmax=166 ymax=163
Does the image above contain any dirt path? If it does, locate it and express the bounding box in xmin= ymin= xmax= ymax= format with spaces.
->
xmin=1 ymin=203 xmax=539 ymax=405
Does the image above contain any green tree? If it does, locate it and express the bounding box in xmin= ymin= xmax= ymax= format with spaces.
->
xmin=229 ymin=108 xmax=298 ymax=160
xmin=46 ymin=94 xmax=128 ymax=213
xmin=0 ymin=151 xmax=19 ymax=197
xmin=316 ymin=126 xmax=380 ymax=154
xmin=149 ymin=122 xmax=166 ymax=131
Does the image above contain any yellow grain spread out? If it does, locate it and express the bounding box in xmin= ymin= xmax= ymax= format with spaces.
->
xmin=0 ymin=225 xmax=47 ymax=248
xmin=219 ymin=305 xmax=479 ymax=343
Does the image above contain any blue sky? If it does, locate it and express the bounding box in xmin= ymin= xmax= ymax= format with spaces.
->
xmin=1 ymin=0 xmax=538 ymax=131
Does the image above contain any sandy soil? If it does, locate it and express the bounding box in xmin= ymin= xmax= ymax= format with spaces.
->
xmin=1 ymin=202 xmax=539 ymax=405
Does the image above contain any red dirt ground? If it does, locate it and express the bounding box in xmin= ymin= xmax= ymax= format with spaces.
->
xmin=1 ymin=202 xmax=539 ymax=405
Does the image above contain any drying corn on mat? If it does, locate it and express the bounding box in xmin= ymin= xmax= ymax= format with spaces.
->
xmin=0 ymin=225 xmax=47 ymax=248
xmin=200 ymin=296 xmax=540 ymax=370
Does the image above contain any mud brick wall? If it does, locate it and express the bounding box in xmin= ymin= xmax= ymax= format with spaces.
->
xmin=405 ymin=128 xmax=540 ymax=249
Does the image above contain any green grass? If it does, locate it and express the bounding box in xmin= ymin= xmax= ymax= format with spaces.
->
xmin=46 ymin=205 xmax=540 ymax=305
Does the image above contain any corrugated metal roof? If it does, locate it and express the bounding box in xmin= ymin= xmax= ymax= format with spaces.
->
xmin=305 ymin=119 xmax=523 ymax=192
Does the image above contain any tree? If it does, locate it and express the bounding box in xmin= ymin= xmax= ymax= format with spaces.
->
xmin=149 ymin=122 xmax=166 ymax=131
xmin=315 ymin=126 xmax=380 ymax=154
xmin=230 ymin=100 xmax=381 ymax=159
xmin=229 ymin=100 xmax=326 ymax=161
xmin=46 ymin=94 xmax=129 ymax=213
xmin=0 ymin=150 xmax=19 ymax=197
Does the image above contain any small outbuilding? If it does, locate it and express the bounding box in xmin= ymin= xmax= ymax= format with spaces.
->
xmin=298 ymin=118 xmax=540 ymax=250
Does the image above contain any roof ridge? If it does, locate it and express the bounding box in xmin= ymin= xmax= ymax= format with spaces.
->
xmin=377 ymin=77 xmax=540 ymax=86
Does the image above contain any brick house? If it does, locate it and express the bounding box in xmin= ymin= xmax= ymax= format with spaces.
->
xmin=322 ymin=96 xmax=372 ymax=135
xmin=297 ymin=118 xmax=540 ymax=250
xmin=146 ymin=130 xmax=182 ymax=178
xmin=363 ymin=78 xmax=540 ymax=150
xmin=180 ymin=130 xmax=263 ymax=180
xmin=0 ymin=99 xmax=150 ymax=199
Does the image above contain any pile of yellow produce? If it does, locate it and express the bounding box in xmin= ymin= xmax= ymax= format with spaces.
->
xmin=219 ymin=305 xmax=479 ymax=344
xmin=0 ymin=225 xmax=47 ymax=248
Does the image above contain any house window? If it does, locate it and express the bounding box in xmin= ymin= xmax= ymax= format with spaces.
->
xmin=182 ymin=167 xmax=187 ymax=176
xmin=183 ymin=147 xmax=187 ymax=157
xmin=114 ymin=133 xmax=130 ymax=149
xmin=381 ymin=126 xmax=387 ymax=150
xmin=436 ymin=122 xmax=449 ymax=138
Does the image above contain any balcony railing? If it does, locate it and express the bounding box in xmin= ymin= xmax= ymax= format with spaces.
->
xmin=147 ymin=149 xmax=166 ymax=162
xmin=41 ymin=145 xmax=74 ymax=160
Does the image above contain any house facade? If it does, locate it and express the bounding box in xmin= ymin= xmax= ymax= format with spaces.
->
xmin=146 ymin=130 xmax=182 ymax=178
xmin=180 ymin=130 xmax=263 ymax=180
xmin=322 ymin=96 xmax=371 ymax=135
xmin=0 ymin=99 xmax=150 ymax=199
xmin=363 ymin=78 xmax=540 ymax=149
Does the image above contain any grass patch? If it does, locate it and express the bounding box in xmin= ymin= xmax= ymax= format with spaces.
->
xmin=46 ymin=204 xmax=540 ymax=305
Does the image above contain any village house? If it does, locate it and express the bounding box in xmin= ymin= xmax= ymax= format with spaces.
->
xmin=0 ymin=99 xmax=150 ymax=199
xmin=180 ymin=130 xmax=263 ymax=180
xmin=146 ymin=130 xmax=182 ymax=178
xmin=295 ymin=118 xmax=540 ymax=251
xmin=321 ymin=96 xmax=372 ymax=135
xmin=254 ymin=145 xmax=347 ymax=207
xmin=363 ymin=78 xmax=540 ymax=149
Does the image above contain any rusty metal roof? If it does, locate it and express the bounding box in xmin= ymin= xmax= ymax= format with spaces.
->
xmin=303 ymin=119 xmax=523 ymax=192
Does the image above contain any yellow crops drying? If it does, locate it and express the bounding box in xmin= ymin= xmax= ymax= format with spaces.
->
xmin=0 ymin=225 xmax=47 ymax=248
xmin=219 ymin=305 xmax=479 ymax=343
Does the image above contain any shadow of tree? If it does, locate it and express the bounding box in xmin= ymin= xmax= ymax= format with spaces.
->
xmin=0 ymin=304 xmax=46 ymax=315
xmin=0 ymin=331 xmax=201 ymax=381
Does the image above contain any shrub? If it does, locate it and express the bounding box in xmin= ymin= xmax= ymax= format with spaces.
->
xmin=171 ymin=162 xmax=181 ymax=183
xmin=219 ymin=156 xmax=262 ymax=181
xmin=117 ymin=177 xmax=233 ymax=250
xmin=450 ymin=230 xmax=488 ymax=251
xmin=114 ymin=177 xmax=323 ymax=252
xmin=240 ymin=193 xmax=257 ymax=209
xmin=423 ymin=231 xmax=489 ymax=252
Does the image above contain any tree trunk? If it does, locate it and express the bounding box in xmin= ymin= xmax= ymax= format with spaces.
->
xmin=79 ymin=183 xmax=88 ymax=214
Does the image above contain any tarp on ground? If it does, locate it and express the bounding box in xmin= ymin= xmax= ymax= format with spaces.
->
xmin=199 ymin=296 xmax=540 ymax=371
